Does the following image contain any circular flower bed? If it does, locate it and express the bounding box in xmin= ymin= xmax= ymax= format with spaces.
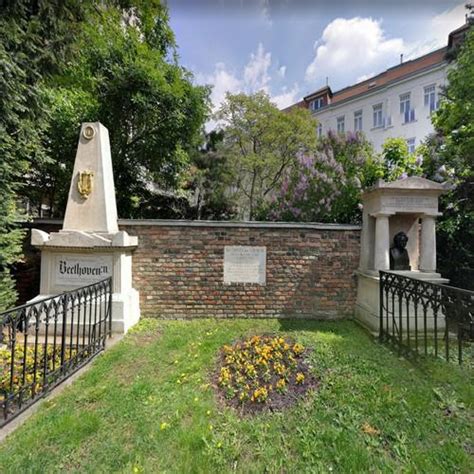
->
xmin=214 ymin=335 xmax=317 ymax=414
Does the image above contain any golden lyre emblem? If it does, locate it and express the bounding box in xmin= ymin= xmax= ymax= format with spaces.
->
xmin=77 ymin=170 xmax=94 ymax=199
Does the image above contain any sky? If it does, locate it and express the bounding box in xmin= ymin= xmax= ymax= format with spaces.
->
xmin=167 ymin=0 xmax=468 ymax=126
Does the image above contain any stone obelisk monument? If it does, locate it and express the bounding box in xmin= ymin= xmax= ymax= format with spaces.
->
xmin=30 ymin=122 xmax=140 ymax=333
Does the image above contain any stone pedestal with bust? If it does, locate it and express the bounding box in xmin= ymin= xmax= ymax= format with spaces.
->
xmin=355 ymin=177 xmax=449 ymax=332
xmin=29 ymin=122 xmax=140 ymax=333
xmin=390 ymin=231 xmax=411 ymax=271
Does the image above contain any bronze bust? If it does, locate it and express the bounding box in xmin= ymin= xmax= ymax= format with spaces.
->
xmin=390 ymin=231 xmax=411 ymax=270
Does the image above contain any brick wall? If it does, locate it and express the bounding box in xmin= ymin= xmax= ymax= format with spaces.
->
xmin=17 ymin=220 xmax=361 ymax=319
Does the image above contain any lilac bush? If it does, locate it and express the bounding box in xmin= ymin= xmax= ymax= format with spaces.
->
xmin=264 ymin=131 xmax=381 ymax=224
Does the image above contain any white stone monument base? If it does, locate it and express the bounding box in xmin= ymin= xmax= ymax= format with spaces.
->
xmin=355 ymin=270 xmax=449 ymax=334
xmin=111 ymin=289 xmax=140 ymax=333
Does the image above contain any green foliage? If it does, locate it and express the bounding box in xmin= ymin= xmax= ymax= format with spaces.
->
xmin=187 ymin=130 xmax=237 ymax=220
xmin=380 ymin=137 xmax=422 ymax=180
xmin=0 ymin=319 xmax=471 ymax=472
xmin=266 ymin=131 xmax=381 ymax=224
xmin=216 ymin=92 xmax=317 ymax=220
xmin=420 ymin=26 xmax=474 ymax=289
xmin=28 ymin=2 xmax=210 ymax=217
xmin=0 ymin=1 xmax=93 ymax=309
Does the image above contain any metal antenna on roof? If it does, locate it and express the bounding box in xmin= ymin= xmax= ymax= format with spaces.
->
xmin=400 ymin=53 xmax=404 ymax=64
xmin=326 ymin=76 xmax=328 ymax=86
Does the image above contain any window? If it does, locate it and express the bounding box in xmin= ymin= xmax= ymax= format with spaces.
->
xmin=373 ymin=103 xmax=383 ymax=128
xmin=311 ymin=97 xmax=324 ymax=111
xmin=400 ymin=93 xmax=411 ymax=115
xmin=400 ymin=93 xmax=415 ymax=123
xmin=354 ymin=110 xmax=363 ymax=131
xmin=317 ymin=123 xmax=323 ymax=138
xmin=424 ymin=84 xmax=437 ymax=113
xmin=406 ymin=137 xmax=416 ymax=154
xmin=337 ymin=116 xmax=345 ymax=134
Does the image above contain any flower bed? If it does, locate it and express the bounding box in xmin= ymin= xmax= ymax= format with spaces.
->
xmin=215 ymin=334 xmax=317 ymax=414
xmin=0 ymin=345 xmax=78 ymax=404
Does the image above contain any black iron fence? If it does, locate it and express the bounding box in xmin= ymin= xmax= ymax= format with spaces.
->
xmin=379 ymin=271 xmax=474 ymax=364
xmin=0 ymin=277 xmax=112 ymax=427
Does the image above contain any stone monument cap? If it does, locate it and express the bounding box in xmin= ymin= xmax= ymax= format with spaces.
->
xmin=364 ymin=177 xmax=448 ymax=196
xmin=362 ymin=176 xmax=448 ymax=217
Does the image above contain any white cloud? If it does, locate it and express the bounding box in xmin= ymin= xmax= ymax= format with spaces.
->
xmin=305 ymin=4 xmax=467 ymax=90
xmin=196 ymin=62 xmax=242 ymax=130
xmin=271 ymin=84 xmax=300 ymax=109
xmin=198 ymin=43 xmax=302 ymax=129
xmin=305 ymin=17 xmax=404 ymax=86
xmin=244 ymin=43 xmax=272 ymax=92
xmin=406 ymin=2 xmax=467 ymax=59
xmin=278 ymin=65 xmax=287 ymax=78
xmin=204 ymin=62 xmax=242 ymax=113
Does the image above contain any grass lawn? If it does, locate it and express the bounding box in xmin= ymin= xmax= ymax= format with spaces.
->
xmin=0 ymin=318 xmax=472 ymax=473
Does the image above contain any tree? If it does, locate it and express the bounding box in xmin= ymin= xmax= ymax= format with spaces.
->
xmin=0 ymin=1 xmax=92 ymax=309
xmin=186 ymin=130 xmax=237 ymax=220
xmin=265 ymin=131 xmax=380 ymax=223
xmin=216 ymin=92 xmax=317 ymax=220
xmin=380 ymin=137 xmax=422 ymax=181
xmin=420 ymin=23 xmax=474 ymax=289
xmin=24 ymin=2 xmax=211 ymax=218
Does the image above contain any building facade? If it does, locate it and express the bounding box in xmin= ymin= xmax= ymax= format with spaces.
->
xmin=287 ymin=24 xmax=470 ymax=152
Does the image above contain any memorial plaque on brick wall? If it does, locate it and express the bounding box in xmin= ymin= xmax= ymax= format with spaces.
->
xmin=54 ymin=253 xmax=113 ymax=286
xmin=224 ymin=246 xmax=266 ymax=285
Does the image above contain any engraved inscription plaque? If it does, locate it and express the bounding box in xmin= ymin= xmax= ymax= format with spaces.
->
xmin=54 ymin=254 xmax=113 ymax=286
xmin=224 ymin=246 xmax=266 ymax=285
xmin=385 ymin=196 xmax=436 ymax=210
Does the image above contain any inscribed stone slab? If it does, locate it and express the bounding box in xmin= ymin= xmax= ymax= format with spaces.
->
xmin=54 ymin=253 xmax=113 ymax=286
xmin=224 ymin=246 xmax=266 ymax=285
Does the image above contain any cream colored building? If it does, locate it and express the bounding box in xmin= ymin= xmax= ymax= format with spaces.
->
xmin=287 ymin=23 xmax=470 ymax=152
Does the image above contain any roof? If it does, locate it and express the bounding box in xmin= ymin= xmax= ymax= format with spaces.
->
xmin=281 ymin=100 xmax=307 ymax=113
xmin=283 ymin=23 xmax=471 ymax=113
xmin=330 ymin=47 xmax=447 ymax=105
xmin=304 ymin=85 xmax=333 ymax=101
xmin=448 ymin=22 xmax=471 ymax=47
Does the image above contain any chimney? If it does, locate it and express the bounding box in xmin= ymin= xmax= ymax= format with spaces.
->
xmin=400 ymin=53 xmax=404 ymax=64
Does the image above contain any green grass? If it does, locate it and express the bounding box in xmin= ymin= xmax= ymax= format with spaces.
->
xmin=0 ymin=318 xmax=472 ymax=473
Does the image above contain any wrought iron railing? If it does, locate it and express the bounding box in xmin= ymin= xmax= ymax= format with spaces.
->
xmin=0 ymin=277 xmax=112 ymax=427
xmin=379 ymin=271 xmax=474 ymax=364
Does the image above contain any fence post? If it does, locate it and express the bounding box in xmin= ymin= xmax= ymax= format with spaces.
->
xmin=60 ymin=293 xmax=68 ymax=370
xmin=379 ymin=271 xmax=384 ymax=340
xmin=108 ymin=277 xmax=112 ymax=337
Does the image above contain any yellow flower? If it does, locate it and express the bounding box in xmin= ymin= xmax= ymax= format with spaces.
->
xmin=160 ymin=422 xmax=170 ymax=430
xmin=292 ymin=343 xmax=304 ymax=355
xmin=295 ymin=372 xmax=305 ymax=384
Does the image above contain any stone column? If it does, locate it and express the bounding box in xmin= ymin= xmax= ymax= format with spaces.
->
xmin=420 ymin=215 xmax=437 ymax=272
xmin=373 ymin=213 xmax=390 ymax=271
xmin=359 ymin=210 xmax=370 ymax=271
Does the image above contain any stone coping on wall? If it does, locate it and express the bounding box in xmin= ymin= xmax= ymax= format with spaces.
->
xmin=25 ymin=218 xmax=361 ymax=231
